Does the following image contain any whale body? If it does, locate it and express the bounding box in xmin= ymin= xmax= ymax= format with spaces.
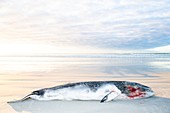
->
xmin=9 ymin=81 xmax=154 ymax=103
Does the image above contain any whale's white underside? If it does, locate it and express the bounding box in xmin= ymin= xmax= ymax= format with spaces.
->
xmin=30 ymin=84 xmax=153 ymax=101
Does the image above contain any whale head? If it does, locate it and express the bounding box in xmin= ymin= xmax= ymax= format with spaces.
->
xmin=126 ymin=82 xmax=154 ymax=98
xmin=138 ymin=84 xmax=154 ymax=97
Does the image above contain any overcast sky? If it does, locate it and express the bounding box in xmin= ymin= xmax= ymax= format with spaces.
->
xmin=0 ymin=0 xmax=170 ymax=55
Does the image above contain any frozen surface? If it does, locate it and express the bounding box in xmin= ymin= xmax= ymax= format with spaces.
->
xmin=0 ymin=54 xmax=170 ymax=113
xmin=7 ymin=97 xmax=170 ymax=113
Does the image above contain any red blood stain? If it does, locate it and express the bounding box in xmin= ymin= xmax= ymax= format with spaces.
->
xmin=127 ymin=86 xmax=145 ymax=98
xmin=127 ymin=86 xmax=137 ymax=92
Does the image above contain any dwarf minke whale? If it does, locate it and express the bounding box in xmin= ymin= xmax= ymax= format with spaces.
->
xmin=8 ymin=81 xmax=154 ymax=103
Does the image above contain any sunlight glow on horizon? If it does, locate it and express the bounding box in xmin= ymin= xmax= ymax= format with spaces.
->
xmin=0 ymin=40 xmax=129 ymax=56
xmin=0 ymin=39 xmax=168 ymax=56
xmin=0 ymin=39 xmax=138 ymax=56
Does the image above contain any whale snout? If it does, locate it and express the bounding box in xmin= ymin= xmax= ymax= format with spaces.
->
xmin=126 ymin=82 xmax=154 ymax=98
xmin=139 ymin=84 xmax=154 ymax=97
xmin=139 ymin=84 xmax=153 ymax=92
xmin=145 ymin=87 xmax=154 ymax=95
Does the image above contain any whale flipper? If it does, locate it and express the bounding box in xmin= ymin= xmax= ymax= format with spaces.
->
xmin=100 ymin=91 xmax=121 ymax=103
xmin=100 ymin=94 xmax=108 ymax=103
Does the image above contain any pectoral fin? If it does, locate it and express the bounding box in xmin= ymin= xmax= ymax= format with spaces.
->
xmin=100 ymin=91 xmax=121 ymax=103
xmin=100 ymin=94 xmax=108 ymax=103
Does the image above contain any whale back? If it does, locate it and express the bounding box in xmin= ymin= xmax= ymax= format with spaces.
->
xmin=48 ymin=81 xmax=153 ymax=96
xmin=49 ymin=81 xmax=126 ymax=92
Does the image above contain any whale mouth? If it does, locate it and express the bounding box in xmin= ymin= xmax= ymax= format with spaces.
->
xmin=126 ymin=85 xmax=154 ymax=99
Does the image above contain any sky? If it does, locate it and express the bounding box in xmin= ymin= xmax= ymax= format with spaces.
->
xmin=0 ymin=0 xmax=170 ymax=55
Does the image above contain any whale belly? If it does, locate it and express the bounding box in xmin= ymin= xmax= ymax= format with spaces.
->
xmin=42 ymin=84 xmax=121 ymax=101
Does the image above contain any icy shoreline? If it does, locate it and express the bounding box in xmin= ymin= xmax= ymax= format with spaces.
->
xmin=8 ymin=96 xmax=170 ymax=113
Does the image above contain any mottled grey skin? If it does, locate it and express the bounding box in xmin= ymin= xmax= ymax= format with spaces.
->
xmin=8 ymin=81 xmax=154 ymax=103
xmin=32 ymin=81 xmax=153 ymax=97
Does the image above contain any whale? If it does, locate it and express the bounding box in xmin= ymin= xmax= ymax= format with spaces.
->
xmin=8 ymin=81 xmax=154 ymax=103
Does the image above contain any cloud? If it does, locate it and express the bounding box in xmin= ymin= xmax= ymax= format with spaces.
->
xmin=148 ymin=45 xmax=170 ymax=53
xmin=0 ymin=0 xmax=170 ymax=54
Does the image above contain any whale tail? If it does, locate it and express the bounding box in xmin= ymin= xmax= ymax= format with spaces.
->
xmin=7 ymin=93 xmax=33 ymax=103
xmin=8 ymin=90 xmax=45 ymax=103
xmin=19 ymin=94 xmax=33 ymax=101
